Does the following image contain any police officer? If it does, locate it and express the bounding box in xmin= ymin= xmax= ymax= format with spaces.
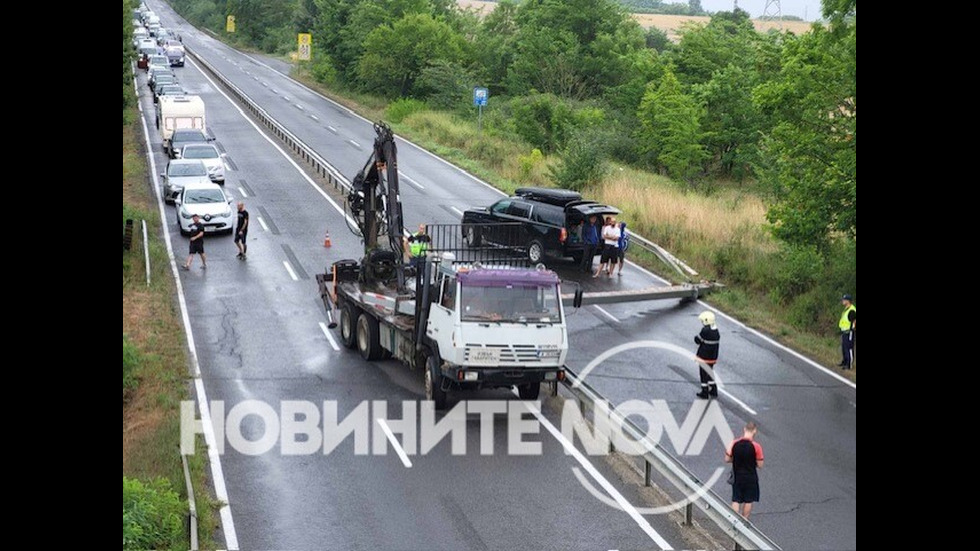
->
xmin=695 ymin=310 xmax=720 ymax=399
xmin=404 ymin=223 xmax=430 ymax=269
xmin=838 ymin=294 xmax=856 ymax=369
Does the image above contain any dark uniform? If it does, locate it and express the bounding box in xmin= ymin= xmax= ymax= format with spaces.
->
xmin=188 ymin=221 xmax=205 ymax=254
xmin=695 ymin=325 xmax=721 ymax=398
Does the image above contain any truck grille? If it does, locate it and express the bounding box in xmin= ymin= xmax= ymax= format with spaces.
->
xmin=464 ymin=344 xmax=542 ymax=364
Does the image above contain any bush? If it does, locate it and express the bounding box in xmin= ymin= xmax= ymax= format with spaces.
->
xmin=123 ymin=335 xmax=140 ymax=401
xmin=768 ymin=244 xmax=824 ymax=303
xmin=386 ymin=98 xmax=427 ymax=123
xmin=122 ymin=477 xmax=185 ymax=550
xmin=549 ymin=130 xmax=609 ymax=191
xmin=518 ymin=148 xmax=544 ymax=178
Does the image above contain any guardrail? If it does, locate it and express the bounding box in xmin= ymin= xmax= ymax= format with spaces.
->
xmin=189 ymin=39 xmax=770 ymax=551
xmin=560 ymin=368 xmax=780 ymax=551
xmin=186 ymin=46 xmax=353 ymax=195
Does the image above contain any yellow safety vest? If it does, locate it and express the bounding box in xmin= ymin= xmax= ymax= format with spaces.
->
xmin=409 ymin=233 xmax=428 ymax=257
xmin=839 ymin=304 xmax=856 ymax=331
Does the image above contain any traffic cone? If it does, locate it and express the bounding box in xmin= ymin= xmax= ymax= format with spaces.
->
xmin=324 ymin=230 xmax=332 ymax=247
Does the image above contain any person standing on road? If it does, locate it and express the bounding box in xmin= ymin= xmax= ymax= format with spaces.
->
xmin=695 ymin=310 xmax=720 ymax=399
xmin=838 ymin=294 xmax=856 ymax=369
xmin=594 ymin=216 xmax=621 ymax=278
xmin=726 ymin=421 xmax=764 ymax=519
xmin=234 ymin=202 xmax=249 ymax=260
xmin=615 ymin=220 xmax=629 ymax=276
xmin=183 ymin=214 xmax=206 ymax=270
xmin=580 ymin=214 xmax=600 ymax=274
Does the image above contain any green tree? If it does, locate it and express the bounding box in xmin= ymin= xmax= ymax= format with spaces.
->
xmin=356 ymin=13 xmax=465 ymax=97
xmin=691 ymin=62 xmax=764 ymax=179
xmin=507 ymin=28 xmax=585 ymax=98
xmin=754 ymin=22 xmax=856 ymax=247
xmin=636 ymin=68 xmax=707 ymax=182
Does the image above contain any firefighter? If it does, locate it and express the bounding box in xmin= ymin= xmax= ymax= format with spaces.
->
xmin=695 ymin=310 xmax=721 ymax=399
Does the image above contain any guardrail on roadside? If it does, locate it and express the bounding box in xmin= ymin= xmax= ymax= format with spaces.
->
xmin=560 ymin=368 xmax=780 ymax=551
xmin=186 ymin=46 xmax=353 ymax=195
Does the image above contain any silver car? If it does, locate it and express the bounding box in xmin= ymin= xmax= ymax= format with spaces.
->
xmin=162 ymin=159 xmax=212 ymax=204
xmin=179 ymin=143 xmax=225 ymax=184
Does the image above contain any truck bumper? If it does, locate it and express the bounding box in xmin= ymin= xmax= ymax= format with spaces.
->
xmin=441 ymin=365 xmax=565 ymax=387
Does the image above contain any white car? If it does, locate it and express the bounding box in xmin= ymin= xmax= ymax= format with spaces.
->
xmin=179 ymin=143 xmax=225 ymax=184
xmin=163 ymin=159 xmax=212 ymax=204
xmin=175 ymin=183 xmax=235 ymax=235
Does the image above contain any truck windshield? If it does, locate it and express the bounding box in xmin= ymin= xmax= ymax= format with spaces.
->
xmin=460 ymin=284 xmax=561 ymax=324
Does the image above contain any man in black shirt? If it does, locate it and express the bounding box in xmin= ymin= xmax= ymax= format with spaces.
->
xmin=234 ymin=202 xmax=249 ymax=260
xmin=726 ymin=421 xmax=765 ymax=519
xmin=183 ymin=214 xmax=206 ymax=270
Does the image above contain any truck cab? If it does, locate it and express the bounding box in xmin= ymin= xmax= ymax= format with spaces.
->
xmin=425 ymin=263 xmax=567 ymax=403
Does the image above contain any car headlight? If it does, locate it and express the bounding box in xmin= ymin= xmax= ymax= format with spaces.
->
xmin=220 ymin=209 xmax=233 ymax=218
xmin=179 ymin=208 xmax=194 ymax=219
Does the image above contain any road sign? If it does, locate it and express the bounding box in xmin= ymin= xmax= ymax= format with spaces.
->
xmin=298 ymin=33 xmax=312 ymax=61
xmin=226 ymin=15 xmax=236 ymax=33
xmin=473 ymin=87 xmax=488 ymax=107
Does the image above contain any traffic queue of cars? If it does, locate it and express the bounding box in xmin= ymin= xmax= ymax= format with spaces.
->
xmin=133 ymin=4 xmax=234 ymax=236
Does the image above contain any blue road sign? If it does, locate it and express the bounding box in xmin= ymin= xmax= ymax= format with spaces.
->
xmin=473 ymin=87 xmax=488 ymax=107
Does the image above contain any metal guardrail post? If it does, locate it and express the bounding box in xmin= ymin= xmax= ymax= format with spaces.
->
xmin=685 ymin=502 xmax=693 ymax=526
xmin=644 ymin=460 xmax=652 ymax=487
xmin=143 ymin=220 xmax=151 ymax=287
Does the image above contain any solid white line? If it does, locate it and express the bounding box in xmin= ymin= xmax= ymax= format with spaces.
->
xmin=449 ymin=206 xmax=464 ymax=217
xmin=232 ymin=51 xmax=854 ymax=392
xmin=186 ymin=57 xmax=357 ymax=227
xmin=238 ymin=187 xmax=248 ymax=198
xmin=257 ymin=216 xmax=270 ymax=232
xmin=135 ymin=73 xmax=238 ymax=550
xmin=718 ymin=389 xmax=757 ymax=416
xmin=327 ymin=125 xmax=338 ymax=133
xmin=377 ymin=419 xmax=413 ymax=468
xmin=594 ymin=305 xmax=619 ymax=323
xmin=309 ymin=114 xmax=319 ymax=121
xmin=514 ymin=396 xmax=673 ymax=549
xmin=398 ymin=171 xmax=425 ymax=190
xmin=295 ymin=104 xmax=304 ymax=110
xmin=347 ymin=139 xmax=360 ymax=148
xmin=283 ymin=260 xmax=299 ymax=281
xmin=318 ymin=322 xmax=341 ymax=351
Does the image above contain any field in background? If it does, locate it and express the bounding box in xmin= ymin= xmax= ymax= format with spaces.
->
xmin=457 ymin=0 xmax=814 ymax=40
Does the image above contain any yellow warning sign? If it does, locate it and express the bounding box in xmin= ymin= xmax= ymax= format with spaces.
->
xmin=298 ymin=33 xmax=312 ymax=61
xmin=226 ymin=15 xmax=236 ymax=33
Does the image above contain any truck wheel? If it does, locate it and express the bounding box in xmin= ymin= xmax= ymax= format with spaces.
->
xmin=527 ymin=240 xmax=545 ymax=264
xmin=424 ymin=354 xmax=448 ymax=410
xmin=518 ymin=382 xmax=540 ymax=400
xmin=339 ymin=304 xmax=358 ymax=349
xmin=465 ymin=225 xmax=481 ymax=247
xmin=356 ymin=312 xmax=383 ymax=360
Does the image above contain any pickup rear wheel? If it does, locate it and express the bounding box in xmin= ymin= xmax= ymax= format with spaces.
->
xmin=424 ymin=354 xmax=448 ymax=410
xmin=518 ymin=382 xmax=540 ymax=400
xmin=527 ymin=240 xmax=545 ymax=264
xmin=339 ymin=303 xmax=358 ymax=349
xmin=356 ymin=312 xmax=383 ymax=360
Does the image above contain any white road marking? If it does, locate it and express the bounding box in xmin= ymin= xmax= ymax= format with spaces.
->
xmin=283 ymin=261 xmax=299 ymax=281
xmin=327 ymin=125 xmax=338 ymax=134
xmin=252 ymin=76 xmax=258 ymax=81
xmin=718 ymin=389 xmax=757 ymax=416
xmin=135 ymin=72 xmax=238 ymax=550
xmin=261 ymin=81 xmax=268 ymax=87
xmin=347 ymin=139 xmax=360 ymax=149
xmin=449 ymin=206 xmax=464 ymax=217
xmin=308 ymin=114 xmax=319 ymax=121
xmin=270 ymin=88 xmax=277 ymax=94
xmin=295 ymin=104 xmax=304 ymax=111
xmin=257 ymin=216 xmax=269 ymax=232
xmin=377 ymin=419 xmax=413 ymax=468
xmin=513 ymin=394 xmax=674 ymax=550
xmin=282 ymin=95 xmax=290 ymax=102
xmin=594 ymin=305 xmax=619 ymax=323
xmin=238 ymin=187 xmax=248 ymax=198
xmin=398 ymin=171 xmax=425 ymax=190
xmin=318 ymin=322 xmax=341 ymax=351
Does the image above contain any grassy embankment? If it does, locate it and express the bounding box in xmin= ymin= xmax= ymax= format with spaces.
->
xmin=123 ymin=96 xmax=220 ymax=548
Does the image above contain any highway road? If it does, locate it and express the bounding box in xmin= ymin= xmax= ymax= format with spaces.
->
xmin=140 ymin=2 xmax=856 ymax=549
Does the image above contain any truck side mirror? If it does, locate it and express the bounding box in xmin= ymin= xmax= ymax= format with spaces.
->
xmin=573 ymin=288 xmax=583 ymax=309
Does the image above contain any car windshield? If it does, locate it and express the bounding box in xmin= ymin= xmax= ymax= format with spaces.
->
xmin=173 ymin=132 xmax=204 ymax=143
xmin=181 ymin=147 xmax=217 ymax=160
xmin=149 ymin=55 xmax=167 ymax=64
xmin=169 ymin=163 xmax=207 ymax=177
xmin=460 ymin=284 xmax=561 ymax=323
xmin=184 ymin=189 xmax=225 ymax=204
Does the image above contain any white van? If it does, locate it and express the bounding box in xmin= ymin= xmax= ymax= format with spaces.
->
xmin=157 ymin=95 xmax=206 ymax=156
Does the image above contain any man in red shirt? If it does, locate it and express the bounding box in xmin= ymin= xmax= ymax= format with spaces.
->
xmin=725 ymin=421 xmax=764 ymax=519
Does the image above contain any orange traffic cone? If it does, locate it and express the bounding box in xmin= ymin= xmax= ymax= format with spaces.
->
xmin=324 ymin=230 xmax=332 ymax=247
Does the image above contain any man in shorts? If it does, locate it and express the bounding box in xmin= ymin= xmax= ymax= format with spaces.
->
xmin=726 ymin=421 xmax=764 ymax=519
xmin=234 ymin=201 xmax=249 ymax=260
xmin=183 ymin=214 xmax=206 ymax=270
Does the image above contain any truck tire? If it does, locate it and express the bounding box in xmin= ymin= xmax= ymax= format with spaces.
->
xmin=518 ymin=382 xmax=540 ymax=400
xmin=424 ymin=354 xmax=448 ymax=410
xmin=339 ymin=303 xmax=358 ymax=349
xmin=465 ymin=225 xmax=481 ymax=247
xmin=356 ymin=312 xmax=383 ymax=360
xmin=527 ymin=239 xmax=545 ymax=264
